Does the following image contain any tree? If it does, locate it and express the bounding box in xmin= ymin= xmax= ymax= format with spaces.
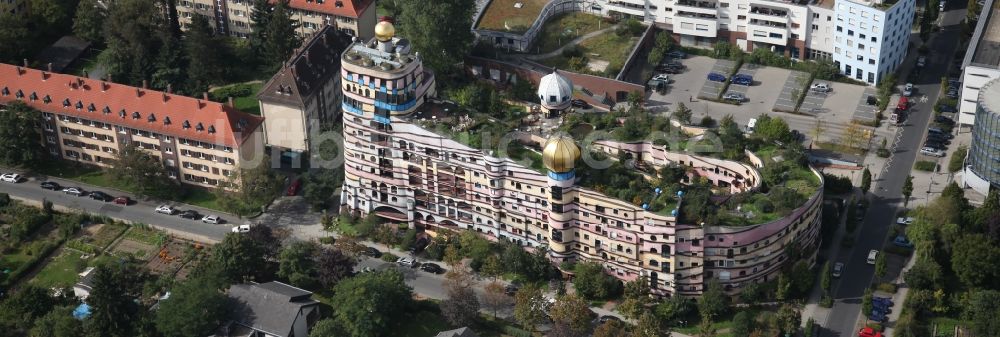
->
xmin=85 ymin=262 xmax=146 ymax=337
xmin=573 ymin=262 xmax=622 ymax=300
xmin=593 ymin=320 xmax=630 ymax=337
xmin=155 ymin=276 xmax=230 ymax=337
xmin=212 ymin=232 xmax=268 ymax=283
xmin=102 ymin=0 xmax=167 ymax=85
xmin=0 ymin=14 xmax=33 ymax=64
xmin=548 ymin=295 xmax=594 ymax=336
xmin=217 ymin=154 xmax=282 ymax=216
xmin=902 ymin=175 xmax=914 ymax=206
xmin=0 ymin=101 xmax=43 ymax=167
xmin=29 ymin=305 xmax=83 ymax=337
xmin=673 ymin=103 xmax=693 ymax=125
xmin=481 ymin=255 xmax=503 ymax=281
xmin=731 ymin=311 xmax=754 ymax=337
xmin=184 ymin=15 xmax=227 ymax=91
xmin=110 ymin=143 xmax=179 ymax=199
xmin=820 ymin=261 xmax=832 ymax=294
xmin=790 ymin=261 xmax=813 ymax=295
xmin=302 ymin=169 xmax=342 ymax=209
xmin=776 ymin=304 xmax=800 ymax=335
xmin=443 ymin=244 xmax=463 ymax=268
xmin=840 ymin=122 xmax=866 ymax=150
xmin=73 ymin=0 xmax=107 ymax=44
xmin=0 ymin=286 xmax=55 ymax=331
xmin=862 ymin=288 xmax=873 ymax=315
xmin=905 ymin=257 xmax=942 ymax=290
xmin=278 ymin=241 xmax=320 ymax=289
xmin=755 ymin=115 xmax=792 ymax=143
xmin=481 ymin=281 xmax=512 ymax=318
xmin=861 ymin=168 xmax=872 ymax=195
xmin=246 ymin=224 xmax=282 ymax=259
xmin=397 ymin=0 xmax=475 ymax=73
xmin=441 ymin=282 xmax=480 ymax=327
xmin=309 ymin=318 xmax=346 ymax=337
xmin=952 ymin=234 xmax=1000 ymax=289
xmin=249 ymin=0 xmax=272 ymax=54
xmin=328 ymin=270 xmax=413 ymax=337
xmin=513 ymin=284 xmax=546 ymax=330
xmin=261 ymin=1 xmax=300 ymax=71
xmin=619 ymin=276 xmax=651 ymax=320
xmin=965 ymin=290 xmax=1000 ymax=337
xmin=697 ymin=281 xmax=728 ymax=321
xmin=656 ymin=294 xmax=696 ymax=323
xmin=697 ymin=320 xmax=718 ymax=337
xmin=316 ymin=248 xmax=356 ymax=288
xmin=333 ymin=233 xmax=367 ymax=258
xmin=874 ymin=253 xmax=887 ymax=279
xmin=634 ymin=311 xmax=668 ymax=337
xmin=151 ymin=24 xmax=187 ymax=92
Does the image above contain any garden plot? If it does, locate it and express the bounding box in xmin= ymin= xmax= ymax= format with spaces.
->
xmin=110 ymin=226 xmax=167 ymax=260
xmin=145 ymin=239 xmax=205 ymax=279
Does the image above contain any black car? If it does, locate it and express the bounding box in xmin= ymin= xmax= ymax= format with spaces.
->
xmin=504 ymin=283 xmax=521 ymax=296
xmin=39 ymin=181 xmax=61 ymax=190
xmin=89 ymin=191 xmax=112 ymax=202
xmin=571 ymin=99 xmax=590 ymax=109
xmin=934 ymin=115 xmax=955 ymax=125
xmin=938 ymin=105 xmax=957 ymax=113
xmin=179 ymin=210 xmax=201 ymax=219
xmin=924 ymin=142 xmax=946 ymax=151
xmin=598 ymin=315 xmax=623 ymax=324
xmin=419 ymin=263 xmax=444 ymax=274
xmin=362 ymin=246 xmax=382 ymax=258
xmin=657 ymin=66 xmax=683 ymax=74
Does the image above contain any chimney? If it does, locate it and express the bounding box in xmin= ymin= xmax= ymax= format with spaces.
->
xmin=15 ymin=66 xmax=22 ymax=75
xmin=136 ymin=88 xmax=142 ymax=98
xmin=227 ymin=96 xmax=234 ymax=107
xmin=107 ymin=74 xmax=112 ymax=83
xmin=83 ymin=70 xmax=88 ymax=78
xmin=101 ymin=81 xmax=108 ymax=92
xmin=167 ymin=84 xmax=172 ymax=94
xmin=203 ymin=92 xmax=209 ymax=101
xmin=22 ymin=59 xmax=27 ymax=68
xmin=142 ymin=80 xmax=148 ymax=89
xmin=47 ymin=63 xmax=52 ymax=73
xmin=163 ymin=91 xmax=169 ymax=103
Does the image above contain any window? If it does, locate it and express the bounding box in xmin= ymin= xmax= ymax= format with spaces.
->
xmin=812 ymin=24 xmax=818 ymax=30
xmin=836 ymin=26 xmax=842 ymax=32
xmin=848 ymin=29 xmax=854 ymax=36
xmin=869 ymin=58 xmax=875 ymax=65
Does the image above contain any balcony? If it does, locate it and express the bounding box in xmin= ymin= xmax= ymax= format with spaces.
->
xmin=747 ymin=20 xmax=788 ymax=45
xmin=674 ymin=12 xmax=718 ymax=38
xmin=676 ymin=0 xmax=718 ymax=15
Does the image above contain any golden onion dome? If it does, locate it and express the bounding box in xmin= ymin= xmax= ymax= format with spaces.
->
xmin=542 ymin=135 xmax=581 ymax=173
xmin=374 ymin=21 xmax=395 ymax=42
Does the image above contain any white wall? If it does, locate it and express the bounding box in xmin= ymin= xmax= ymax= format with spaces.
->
xmin=960 ymin=66 xmax=1000 ymax=125
xmin=830 ymin=0 xmax=913 ymax=84
xmin=806 ymin=6 xmax=836 ymax=55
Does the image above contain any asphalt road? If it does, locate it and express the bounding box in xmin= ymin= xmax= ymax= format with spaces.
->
xmin=823 ymin=10 xmax=964 ymax=337
xmin=0 ymin=174 xmax=232 ymax=242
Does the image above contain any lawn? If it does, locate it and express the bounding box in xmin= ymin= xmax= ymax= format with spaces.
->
xmin=476 ymin=0 xmax=548 ymax=33
xmin=394 ymin=310 xmax=452 ymax=337
xmin=29 ymin=250 xmax=86 ymax=289
xmin=930 ymin=316 xmax=967 ymax=337
xmin=210 ymin=82 xmax=262 ymax=116
xmin=0 ymin=250 xmax=33 ymax=275
xmin=531 ymin=12 xmax=607 ymax=54
xmin=90 ymin=223 xmax=129 ymax=250
xmin=124 ymin=226 xmax=168 ymax=247
xmin=539 ymin=31 xmax=638 ymax=77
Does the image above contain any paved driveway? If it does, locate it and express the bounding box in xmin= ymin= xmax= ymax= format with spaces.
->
xmin=646 ymin=55 xmax=716 ymax=112
xmin=773 ymin=70 xmax=810 ymax=113
xmin=799 ymin=80 xmax=830 ymax=114
xmin=849 ymin=86 xmax=880 ymax=124
xmin=742 ymin=66 xmax=789 ymax=113
xmin=697 ymin=59 xmax=737 ymax=99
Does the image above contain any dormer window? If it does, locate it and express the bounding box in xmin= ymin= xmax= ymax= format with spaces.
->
xmin=102 ymin=106 xmax=111 ymax=114
xmin=132 ymin=111 xmax=140 ymax=119
xmin=1 ymin=87 xmax=8 ymax=96
xmin=164 ymin=116 xmax=171 ymax=125
xmin=14 ymin=90 xmax=23 ymax=99
xmin=195 ymin=122 xmax=204 ymax=131
xmin=75 ymin=101 xmax=83 ymax=110
xmin=119 ymin=109 xmax=127 ymax=118
xmin=88 ymin=103 xmax=96 ymax=112
xmin=207 ymin=125 xmax=216 ymax=133
xmin=29 ymin=92 xmax=37 ymax=101
xmin=147 ymin=114 xmax=156 ymax=122
xmin=43 ymin=95 xmax=51 ymax=103
xmin=334 ymin=0 xmax=341 ymax=6
xmin=62 ymin=98 xmax=71 ymax=107
xmin=182 ymin=120 xmax=191 ymax=129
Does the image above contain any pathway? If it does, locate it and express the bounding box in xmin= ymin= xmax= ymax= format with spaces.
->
xmin=525 ymin=25 xmax=619 ymax=61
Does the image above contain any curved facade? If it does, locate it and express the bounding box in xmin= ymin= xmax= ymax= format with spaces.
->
xmin=341 ymin=28 xmax=822 ymax=297
xmin=968 ymin=78 xmax=1000 ymax=194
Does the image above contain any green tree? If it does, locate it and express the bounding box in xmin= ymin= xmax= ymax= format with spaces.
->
xmin=861 ymin=168 xmax=872 ymax=194
xmin=0 ymin=286 xmax=55 ymax=332
xmin=278 ymin=241 xmax=320 ymax=289
xmin=316 ymin=247 xmax=355 ymax=288
xmin=102 ymin=0 xmax=167 ymax=84
xmin=212 ymin=232 xmax=268 ymax=283
xmin=755 ymin=115 xmax=792 ymax=143
xmin=73 ymin=0 xmax=107 ymax=44
xmin=0 ymin=14 xmax=33 ymax=64
xmin=27 ymin=0 xmax=74 ymax=37
xmin=731 ymin=311 xmax=755 ymax=337
xmin=155 ymin=276 xmax=230 ymax=337
xmin=902 ymin=175 xmax=914 ymax=207
xmin=397 ymin=0 xmax=475 ymax=73
xmin=249 ymin=0 xmax=273 ymax=54
xmin=862 ymin=288 xmax=873 ymax=315
xmin=905 ymin=257 xmax=942 ymax=290
xmin=309 ymin=318 xmax=346 ymax=337
xmin=820 ymin=261 xmax=832 ymax=293
xmin=440 ymin=281 xmax=480 ymax=327
xmin=302 ymin=169 xmax=343 ymax=209
xmin=964 ymin=290 xmax=1000 ymax=337
xmin=594 ymin=320 xmax=630 ymax=337
xmin=29 ymin=305 xmax=83 ymax=337
xmin=549 ymin=295 xmax=594 ymax=336
xmin=952 ymin=234 xmax=1000 ymax=288
xmin=619 ymin=276 xmax=651 ymax=320
xmin=776 ymin=304 xmax=801 ymax=335
xmin=151 ymin=24 xmax=187 ymax=92
xmin=217 ymin=155 xmax=282 ymax=216
xmin=0 ymin=101 xmax=43 ymax=167
xmin=791 ymin=260 xmax=813 ymax=295
xmin=697 ymin=280 xmax=728 ymax=321
xmin=109 ymin=143 xmax=180 ymax=199
xmin=573 ymin=262 xmax=622 ymax=300
xmin=673 ymin=103 xmax=693 ymax=125
xmin=261 ymin=1 xmax=300 ymax=71
xmin=481 ymin=281 xmax=512 ymax=319
xmin=480 ymin=255 xmax=503 ymax=281
xmin=634 ymin=311 xmax=669 ymax=337
xmin=184 ymin=15 xmax=228 ymax=91
xmin=513 ymin=284 xmax=546 ymax=330
xmin=329 ymin=270 xmax=412 ymax=336
xmin=85 ymin=262 xmax=146 ymax=337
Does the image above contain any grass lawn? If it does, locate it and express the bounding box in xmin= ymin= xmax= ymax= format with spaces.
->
xmin=210 ymin=82 xmax=262 ymax=116
xmin=394 ymin=310 xmax=453 ymax=337
xmin=676 ymin=315 xmax=734 ymax=336
xmin=182 ymin=188 xmax=221 ymax=211
xmin=232 ymin=83 xmax=262 ymax=115
xmin=29 ymin=250 xmax=86 ymax=289
xmin=539 ymin=31 xmax=638 ymax=77
xmin=0 ymin=251 xmax=33 ymax=274
xmin=476 ymin=0 xmax=548 ymax=33
xmin=531 ymin=12 xmax=607 ymax=54
xmin=90 ymin=224 xmax=129 ymax=250
xmin=124 ymin=226 xmax=167 ymax=246
xmin=930 ymin=316 xmax=967 ymax=337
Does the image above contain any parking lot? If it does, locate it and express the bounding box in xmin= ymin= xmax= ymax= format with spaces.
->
xmin=697 ymin=59 xmax=737 ymax=100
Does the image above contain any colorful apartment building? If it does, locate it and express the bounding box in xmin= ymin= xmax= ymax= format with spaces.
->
xmin=341 ymin=23 xmax=823 ymax=296
xmin=176 ymin=0 xmax=377 ymax=40
xmin=0 ymin=63 xmax=264 ymax=190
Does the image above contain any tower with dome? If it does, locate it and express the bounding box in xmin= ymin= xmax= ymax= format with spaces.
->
xmin=536 ymin=70 xmax=573 ymax=114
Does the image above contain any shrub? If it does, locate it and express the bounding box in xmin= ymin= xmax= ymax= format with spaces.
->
xmin=823 ymin=174 xmax=853 ymax=194
xmin=700 ymin=116 xmax=716 ymax=127
xmin=754 ymin=198 xmax=775 ymax=213
xmin=914 ymin=160 xmax=937 ymax=172
xmin=949 ymin=146 xmax=967 ymax=172
xmin=319 ymin=236 xmax=336 ymax=245
xmin=877 ymin=148 xmax=891 ymax=158
xmin=208 ymin=83 xmax=255 ymax=102
xmin=876 ymin=282 xmax=898 ymax=293
xmin=0 ymin=193 xmax=9 ymax=207
xmin=616 ymin=19 xmax=644 ymax=36
xmin=561 ymin=45 xmax=582 ymax=58
xmin=380 ymin=252 xmax=399 ymax=263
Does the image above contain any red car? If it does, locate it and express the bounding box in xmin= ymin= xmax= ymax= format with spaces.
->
xmin=113 ymin=196 xmax=131 ymax=205
xmin=896 ymin=96 xmax=909 ymax=111
xmin=286 ymin=179 xmax=302 ymax=196
xmin=858 ymin=327 xmax=883 ymax=337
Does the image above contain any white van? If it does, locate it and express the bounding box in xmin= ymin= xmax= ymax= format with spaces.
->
xmin=746 ymin=118 xmax=758 ymax=134
xmin=867 ymin=250 xmax=879 ymax=265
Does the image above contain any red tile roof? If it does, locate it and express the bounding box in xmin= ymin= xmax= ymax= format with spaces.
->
xmin=283 ymin=0 xmax=373 ymax=18
xmin=0 ymin=63 xmax=263 ymax=147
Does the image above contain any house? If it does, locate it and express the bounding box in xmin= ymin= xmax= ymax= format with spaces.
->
xmin=72 ymin=267 xmax=97 ymax=300
xmin=214 ymin=281 xmax=321 ymax=337
xmin=435 ymin=327 xmax=479 ymax=337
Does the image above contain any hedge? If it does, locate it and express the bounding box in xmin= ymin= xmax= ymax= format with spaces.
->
xmin=1 ymin=242 xmax=58 ymax=287
xmin=914 ymin=160 xmax=937 ymax=172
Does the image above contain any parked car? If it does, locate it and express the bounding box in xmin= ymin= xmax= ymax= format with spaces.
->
xmin=155 ymin=205 xmax=176 ymax=215
xmin=179 ymin=210 xmax=201 ymax=220
xmin=893 ymin=235 xmax=914 ymax=248
xmin=731 ymin=77 xmax=752 ymax=86
xmin=39 ymin=181 xmax=61 ymax=190
xmin=858 ymin=327 xmax=884 ymax=337
xmin=0 ymin=173 xmax=22 ymax=183
xmin=362 ymin=246 xmax=382 ymax=258
xmin=396 ymin=257 xmax=418 ymax=268
xmin=113 ymin=196 xmax=131 ymax=205
xmin=924 ymin=141 xmax=946 ymax=151
xmin=202 ymin=215 xmax=222 ymax=224
xmin=928 ymin=127 xmax=954 ymax=139
xmin=917 ymin=56 xmax=926 ymax=67
xmin=657 ymin=66 xmax=683 ymax=74
xmin=504 ymin=282 xmax=521 ymax=296
xmin=866 ymin=95 xmax=878 ymax=106
xmin=231 ymin=224 xmax=251 ymax=233
xmin=651 ymin=74 xmax=671 ymax=82
xmin=896 ymin=217 xmax=915 ymax=225
xmin=833 ymin=262 xmax=844 ymax=278
xmin=897 ymin=96 xmax=909 ymax=111
xmin=62 ymin=187 xmax=85 ymax=196
xmin=286 ymin=178 xmax=302 ymax=196
xmin=419 ymin=263 xmax=444 ymax=274
xmin=811 ymin=82 xmax=832 ymax=93
xmin=937 ymin=104 xmax=957 ymax=113
xmin=935 ymin=115 xmax=955 ymax=125
xmin=571 ymin=99 xmax=590 ymax=108
xmin=926 ymin=133 xmax=951 ymax=144
xmin=707 ymin=72 xmax=726 ymax=82
xmin=903 ymin=83 xmax=914 ymax=97
xmin=88 ymin=191 xmax=112 ymax=202
xmin=598 ymin=315 xmax=623 ymax=324
xmin=666 ymin=50 xmax=687 ymax=59
xmin=722 ymin=92 xmax=745 ymax=102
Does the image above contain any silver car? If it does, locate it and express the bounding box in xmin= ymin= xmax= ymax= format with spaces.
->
xmin=722 ymin=92 xmax=745 ymax=102
xmin=833 ymin=262 xmax=844 ymax=278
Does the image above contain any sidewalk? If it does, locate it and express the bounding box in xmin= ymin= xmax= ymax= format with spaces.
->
xmin=524 ymin=25 xmax=619 ymax=60
xmin=801 ymin=189 xmax=858 ymax=328
xmin=881 ymin=253 xmax=917 ymax=337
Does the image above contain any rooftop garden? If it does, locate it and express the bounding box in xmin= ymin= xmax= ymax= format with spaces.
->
xmin=530 ymin=13 xmax=608 ymax=54
xmin=475 ymin=0 xmax=549 ymax=33
xmin=536 ymin=19 xmax=645 ymax=78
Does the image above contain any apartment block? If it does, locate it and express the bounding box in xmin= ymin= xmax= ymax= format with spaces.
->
xmin=176 ymin=0 xmax=376 ymax=40
xmin=0 ymin=63 xmax=264 ymax=190
xmin=959 ymin=0 xmax=1000 ymax=126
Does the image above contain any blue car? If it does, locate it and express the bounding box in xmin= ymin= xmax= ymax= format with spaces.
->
xmin=893 ymin=236 xmax=914 ymax=248
xmin=707 ymin=72 xmax=726 ymax=82
xmin=874 ymin=297 xmax=894 ymax=306
xmin=732 ymin=77 xmax=752 ymax=86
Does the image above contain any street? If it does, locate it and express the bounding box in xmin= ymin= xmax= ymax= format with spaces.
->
xmin=822 ymin=8 xmax=965 ymax=337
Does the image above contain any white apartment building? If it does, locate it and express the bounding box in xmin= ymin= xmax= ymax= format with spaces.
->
xmin=589 ymin=0 xmax=914 ymax=84
xmin=959 ymin=0 xmax=1000 ymax=126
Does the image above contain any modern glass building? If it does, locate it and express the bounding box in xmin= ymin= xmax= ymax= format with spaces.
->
xmin=966 ymin=78 xmax=1000 ymax=194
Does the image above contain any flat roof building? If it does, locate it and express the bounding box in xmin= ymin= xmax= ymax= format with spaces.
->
xmin=960 ymin=0 xmax=1000 ymax=126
